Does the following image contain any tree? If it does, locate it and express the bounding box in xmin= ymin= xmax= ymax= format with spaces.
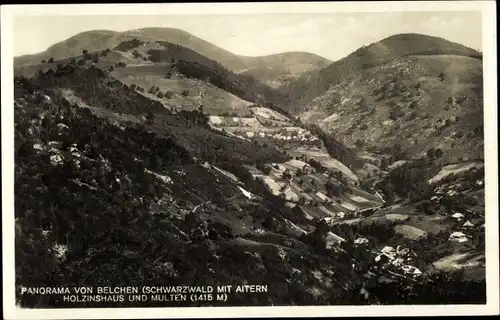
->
xmin=82 ymin=49 xmax=88 ymax=55
xmin=48 ymin=57 xmax=54 ymax=63
xmin=41 ymin=60 xmax=46 ymax=63
xmin=182 ymin=90 xmax=189 ymax=97
xmin=426 ymin=148 xmax=435 ymax=159
xmin=434 ymin=148 xmax=443 ymax=159
xmin=146 ymin=112 xmax=155 ymax=125
xmin=391 ymin=143 xmax=403 ymax=162
xmin=438 ymin=72 xmax=445 ymax=81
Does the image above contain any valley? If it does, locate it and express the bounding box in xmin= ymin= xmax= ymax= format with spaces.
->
xmin=12 ymin=29 xmax=486 ymax=307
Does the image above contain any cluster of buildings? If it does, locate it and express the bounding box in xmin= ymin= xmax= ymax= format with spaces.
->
xmin=374 ymin=245 xmax=422 ymax=277
xmin=244 ymin=130 xmax=319 ymax=143
xmin=431 ymin=185 xmax=483 ymax=244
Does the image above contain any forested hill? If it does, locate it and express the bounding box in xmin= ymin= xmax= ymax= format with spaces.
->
xmin=148 ymin=41 xmax=280 ymax=104
xmin=277 ymin=33 xmax=482 ymax=115
xmin=12 ymin=30 xmax=486 ymax=308
xmin=14 ymin=27 xmax=331 ymax=87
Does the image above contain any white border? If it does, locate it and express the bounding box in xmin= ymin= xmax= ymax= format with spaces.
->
xmin=2 ymin=2 xmax=498 ymax=319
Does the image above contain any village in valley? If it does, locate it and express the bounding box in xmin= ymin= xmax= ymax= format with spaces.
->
xmin=200 ymin=103 xmax=486 ymax=286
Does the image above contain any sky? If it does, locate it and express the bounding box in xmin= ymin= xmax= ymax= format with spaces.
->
xmin=14 ymin=11 xmax=482 ymax=61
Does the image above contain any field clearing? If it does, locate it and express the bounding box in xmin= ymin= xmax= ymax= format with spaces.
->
xmin=243 ymin=165 xmax=265 ymax=177
xmin=223 ymin=126 xmax=305 ymax=134
xmin=339 ymin=201 xmax=358 ymax=212
xmin=384 ymin=214 xmax=411 ymax=222
xmin=227 ymin=238 xmax=282 ymax=254
xmin=301 ymin=206 xmax=330 ymax=219
xmin=350 ymin=187 xmax=384 ymax=204
xmin=256 ymin=117 xmax=294 ymax=127
xmin=245 ymin=232 xmax=308 ymax=249
xmin=404 ymin=215 xmax=453 ymax=234
xmin=201 ymin=210 xmax=255 ymax=236
xmin=291 ymin=149 xmax=358 ymax=182
xmin=433 ymin=251 xmax=485 ymax=271
xmin=332 ymin=217 xmax=362 ymax=225
xmin=113 ymin=66 xmax=253 ymax=115
xmin=261 ymin=176 xmax=284 ymax=195
xmin=268 ymin=168 xmax=285 ymax=180
xmin=394 ymin=224 xmax=428 ymax=240
xmin=282 ymin=219 xmax=309 ymax=237
xmin=290 ymin=183 xmax=304 ymax=195
xmin=359 ymin=154 xmax=380 ymax=163
xmin=210 ymin=165 xmax=239 ymax=183
xmin=327 ymin=201 xmax=352 ymax=213
xmin=209 ymin=116 xmax=263 ymax=128
xmin=237 ymin=186 xmax=254 ymax=199
xmin=348 ymin=194 xmax=370 ymax=203
xmin=429 ymin=161 xmax=484 ymax=184
xmin=388 ymin=160 xmax=408 ymax=170
xmin=250 ymin=107 xmax=290 ymax=121
xmin=318 ymin=206 xmax=336 ymax=217
xmin=463 ymin=267 xmax=486 ymax=281
xmin=379 ymin=203 xmax=420 ymax=215
xmin=299 ymin=193 xmax=314 ymax=202
xmin=284 ymin=159 xmax=310 ymax=170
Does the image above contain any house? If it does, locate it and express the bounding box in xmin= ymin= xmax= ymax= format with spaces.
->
xmin=402 ymin=265 xmax=423 ymax=277
xmin=381 ymin=246 xmax=397 ymax=256
xmin=336 ymin=212 xmax=346 ymax=219
xmin=354 ymin=238 xmax=369 ymax=245
xmin=50 ymin=154 xmax=64 ymax=166
xmin=359 ymin=287 xmax=370 ymax=300
xmin=451 ymin=212 xmax=465 ymax=221
xmin=391 ymin=258 xmax=405 ymax=267
xmin=321 ymin=217 xmax=335 ymax=225
xmin=397 ymin=247 xmax=410 ymax=256
xmin=375 ymin=254 xmax=390 ymax=264
xmin=449 ymin=231 xmax=469 ymax=243
xmin=434 ymin=187 xmax=444 ymax=194
xmin=284 ymin=190 xmax=300 ymax=202
xmin=56 ymin=123 xmax=69 ymax=132
xmin=463 ymin=220 xmax=475 ymax=228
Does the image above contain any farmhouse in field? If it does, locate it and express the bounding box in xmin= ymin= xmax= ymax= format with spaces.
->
xmin=449 ymin=231 xmax=469 ymax=243
xmin=451 ymin=212 xmax=465 ymax=221
xmin=463 ymin=220 xmax=475 ymax=228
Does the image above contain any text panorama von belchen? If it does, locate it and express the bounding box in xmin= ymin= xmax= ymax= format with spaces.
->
xmin=19 ymin=285 xmax=268 ymax=303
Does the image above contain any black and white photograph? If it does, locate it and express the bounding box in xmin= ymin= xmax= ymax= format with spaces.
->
xmin=2 ymin=2 xmax=498 ymax=319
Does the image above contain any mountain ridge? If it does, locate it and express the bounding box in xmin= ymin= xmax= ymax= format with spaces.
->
xmin=276 ymin=33 xmax=482 ymax=115
xmin=14 ymin=27 xmax=331 ymax=87
xmin=13 ymin=27 xmax=487 ymax=307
